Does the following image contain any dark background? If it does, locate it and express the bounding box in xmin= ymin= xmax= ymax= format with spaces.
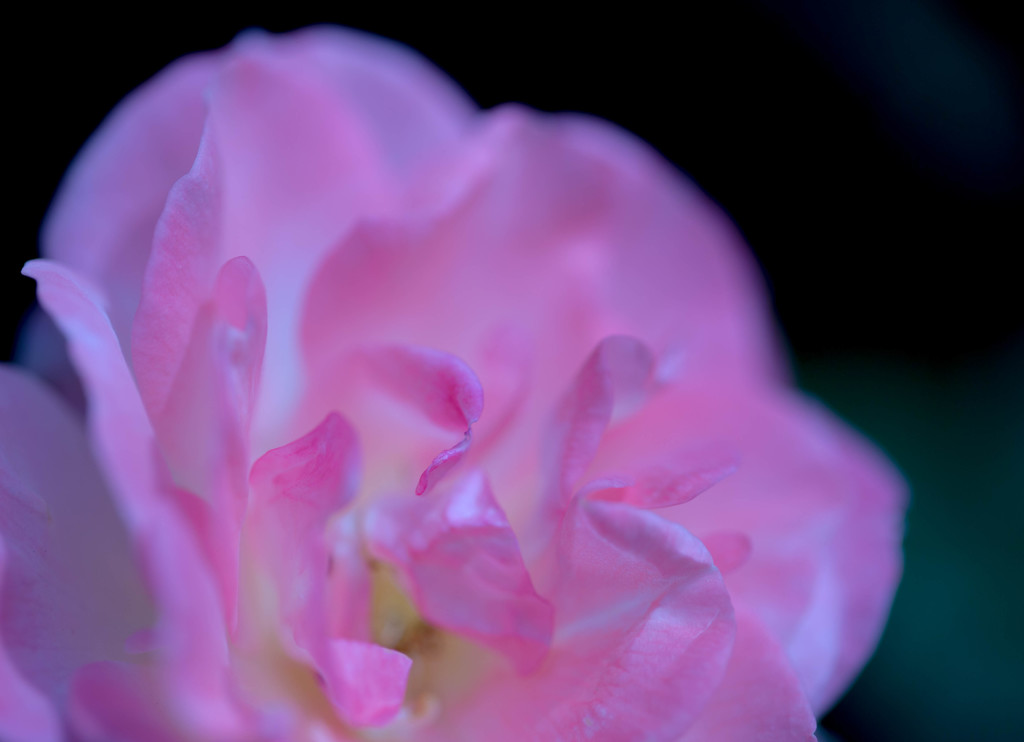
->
xmin=6 ymin=2 xmax=1023 ymax=740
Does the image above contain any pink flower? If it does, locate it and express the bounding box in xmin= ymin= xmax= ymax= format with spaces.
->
xmin=1 ymin=27 xmax=904 ymax=742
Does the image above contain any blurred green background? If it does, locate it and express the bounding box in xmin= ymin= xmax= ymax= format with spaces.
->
xmin=802 ymin=345 xmax=1024 ymax=740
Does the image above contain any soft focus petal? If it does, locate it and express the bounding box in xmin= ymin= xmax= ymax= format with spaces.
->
xmin=0 ymin=537 xmax=60 ymax=742
xmin=23 ymin=260 xmax=248 ymax=736
xmin=682 ymin=611 xmax=817 ymax=742
xmin=582 ymin=441 xmax=739 ymax=510
xmin=69 ymin=662 xmax=181 ymax=742
xmin=0 ymin=364 xmax=151 ymax=710
xmin=365 ymin=472 xmax=553 ymax=673
xmin=325 ymin=639 xmax=412 ymax=727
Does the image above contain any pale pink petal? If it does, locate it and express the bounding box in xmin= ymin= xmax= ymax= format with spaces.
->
xmin=589 ymin=381 xmax=906 ymax=711
xmin=445 ymin=498 xmax=734 ymax=741
xmin=23 ymin=260 xmax=249 ymax=737
xmin=682 ymin=611 xmax=816 ymax=742
xmin=0 ymin=537 xmax=60 ymax=742
xmin=0 ymin=364 xmax=152 ymax=710
xmin=365 ymin=472 xmax=554 ymax=672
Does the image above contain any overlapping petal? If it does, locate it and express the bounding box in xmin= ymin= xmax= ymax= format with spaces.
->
xmin=365 ymin=472 xmax=553 ymax=672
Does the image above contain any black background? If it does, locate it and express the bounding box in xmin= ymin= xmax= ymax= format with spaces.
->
xmin=6 ymin=2 xmax=1023 ymax=740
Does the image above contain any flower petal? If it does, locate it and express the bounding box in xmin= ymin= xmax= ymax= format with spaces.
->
xmin=0 ymin=536 xmax=60 ymax=742
xmin=0 ymin=364 xmax=152 ymax=711
xmin=682 ymin=611 xmax=816 ymax=742
xmin=247 ymin=411 xmax=360 ymax=638
xmin=542 ymin=336 xmax=655 ymax=515
xmin=365 ymin=472 xmax=553 ymax=673
xmin=581 ymin=441 xmax=739 ymax=510
xmin=23 ymin=260 xmax=248 ymax=736
xmin=589 ymin=381 xmax=906 ymax=711
xmin=447 ymin=498 xmax=734 ymax=742
xmin=325 ymin=639 xmax=412 ymax=728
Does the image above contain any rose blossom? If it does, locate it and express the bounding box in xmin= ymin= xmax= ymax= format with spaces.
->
xmin=0 ymin=26 xmax=904 ymax=742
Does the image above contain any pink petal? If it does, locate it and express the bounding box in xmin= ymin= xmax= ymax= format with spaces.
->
xmin=23 ymin=260 xmax=249 ymax=736
xmin=682 ymin=611 xmax=816 ymax=742
xmin=68 ymin=662 xmax=180 ymax=742
xmin=0 ymin=537 xmax=60 ymax=742
xmin=246 ymin=412 xmax=409 ymax=729
xmin=247 ymin=411 xmax=360 ymax=635
xmin=360 ymin=344 xmax=483 ymax=497
xmin=364 ymin=472 xmax=554 ymax=673
xmin=251 ymin=26 xmax=475 ymax=176
xmin=325 ymin=639 xmax=412 ymax=728
xmin=0 ymin=364 xmax=152 ymax=709
xmin=700 ymin=531 xmax=754 ymax=575
xmin=544 ymin=336 xmax=655 ymax=505
xmin=153 ymin=256 xmax=267 ymax=628
xmin=582 ymin=441 xmax=739 ymax=510
xmin=448 ymin=498 xmax=734 ymax=742
xmin=590 ymin=381 xmax=906 ymax=712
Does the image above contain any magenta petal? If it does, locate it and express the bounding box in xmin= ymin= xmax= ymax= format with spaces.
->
xmin=682 ymin=611 xmax=816 ymax=742
xmin=365 ymin=472 xmax=554 ymax=672
xmin=0 ymin=537 xmax=60 ymax=742
xmin=324 ymin=639 xmax=412 ymax=728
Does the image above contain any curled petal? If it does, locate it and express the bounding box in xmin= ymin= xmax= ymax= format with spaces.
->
xmin=247 ymin=411 xmax=360 ymax=634
xmin=542 ymin=335 xmax=655 ymax=513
